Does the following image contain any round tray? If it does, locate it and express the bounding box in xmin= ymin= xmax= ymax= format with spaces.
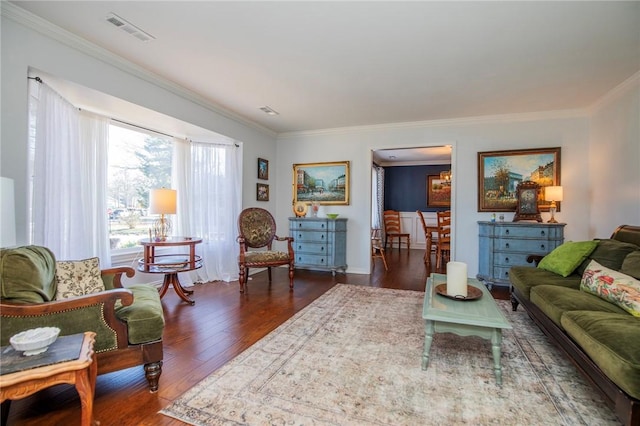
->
xmin=293 ymin=201 xmax=308 ymax=217
xmin=434 ymin=283 xmax=483 ymax=301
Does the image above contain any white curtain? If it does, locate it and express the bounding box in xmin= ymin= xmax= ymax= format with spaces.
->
xmin=28 ymin=80 xmax=110 ymax=264
xmin=371 ymin=164 xmax=384 ymax=231
xmin=174 ymin=138 xmax=242 ymax=284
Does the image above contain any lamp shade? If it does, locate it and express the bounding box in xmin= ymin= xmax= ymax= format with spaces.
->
xmin=149 ymin=188 xmax=177 ymax=215
xmin=544 ymin=186 xmax=563 ymax=202
xmin=1 ymin=177 xmax=17 ymax=247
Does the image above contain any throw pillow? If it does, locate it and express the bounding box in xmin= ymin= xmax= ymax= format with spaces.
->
xmin=575 ymin=238 xmax=640 ymax=276
xmin=621 ymin=250 xmax=640 ymax=280
xmin=55 ymin=257 xmax=105 ymax=300
xmin=537 ymin=240 xmax=599 ymax=277
xmin=580 ymin=259 xmax=640 ymax=317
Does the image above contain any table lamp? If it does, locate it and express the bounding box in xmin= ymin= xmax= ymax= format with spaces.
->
xmin=544 ymin=186 xmax=563 ymax=224
xmin=149 ymin=188 xmax=176 ymax=240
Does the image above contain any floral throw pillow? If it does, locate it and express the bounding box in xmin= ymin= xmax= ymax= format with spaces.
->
xmin=580 ymin=259 xmax=640 ymax=317
xmin=55 ymin=257 xmax=105 ymax=300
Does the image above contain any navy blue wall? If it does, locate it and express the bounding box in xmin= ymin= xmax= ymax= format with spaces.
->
xmin=384 ymin=164 xmax=450 ymax=212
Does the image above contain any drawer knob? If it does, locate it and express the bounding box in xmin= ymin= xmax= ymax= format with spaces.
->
xmin=505 ymin=257 xmax=509 ymax=263
xmin=322 ymin=224 xmax=325 ymax=228
xmin=505 ymin=271 xmax=509 ymax=277
xmin=321 ymin=247 xmax=324 ymax=252
xmin=541 ymin=244 xmax=545 ymax=250
xmin=505 ymin=243 xmax=510 ymax=249
xmin=541 ymin=230 xmax=546 ymax=236
xmin=505 ymin=229 xmax=510 ymax=235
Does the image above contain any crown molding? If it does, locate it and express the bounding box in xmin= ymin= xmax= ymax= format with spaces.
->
xmin=1 ymin=2 xmax=277 ymax=139
xmin=277 ymin=108 xmax=588 ymax=140
xmin=588 ymin=71 xmax=640 ymax=115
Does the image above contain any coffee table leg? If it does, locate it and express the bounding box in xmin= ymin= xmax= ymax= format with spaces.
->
xmin=491 ymin=328 xmax=503 ymax=385
xmin=422 ymin=320 xmax=435 ymax=370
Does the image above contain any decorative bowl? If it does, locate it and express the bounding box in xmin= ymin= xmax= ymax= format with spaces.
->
xmin=10 ymin=327 xmax=60 ymax=356
xmin=326 ymin=214 xmax=339 ymax=219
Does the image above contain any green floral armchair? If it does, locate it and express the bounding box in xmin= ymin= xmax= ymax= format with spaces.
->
xmin=0 ymin=246 xmax=164 ymax=392
xmin=237 ymin=208 xmax=294 ymax=293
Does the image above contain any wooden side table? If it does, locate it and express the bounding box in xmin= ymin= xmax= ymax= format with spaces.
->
xmin=0 ymin=331 xmax=97 ymax=426
xmin=138 ymin=237 xmax=203 ymax=305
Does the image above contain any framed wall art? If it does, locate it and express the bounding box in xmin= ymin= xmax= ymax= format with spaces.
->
xmin=477 ymin=147 xmax=561 ymax=212
xmin=427 ymin=175 xmax=451 ymax=208
xmin=258 ymin=158 xmax=269 ymax=180
xmin=292 ymin=161 xmax=350 ymax=205
xmin=256 ymin=183 xmax=269 ymax=202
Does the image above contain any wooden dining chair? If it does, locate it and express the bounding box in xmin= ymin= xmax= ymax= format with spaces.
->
xmin=416 ymin=211 xmax=437 ymax=265
xmin=383 ymin=210 xmax=410 ymax=251
xmin=371 ymin=228 xmax=388 ymax=271
xmin=436 ymin=210 xmax=451 ymax=269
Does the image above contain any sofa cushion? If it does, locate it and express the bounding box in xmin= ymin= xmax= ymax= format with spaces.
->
xmin=621 ymin=250 xmax=640 ymax=280
xmin=575 ymin=239 xmax=640 ymax=276
xmin=537 ymin=240 xmax=599 ymax=277
xmin=561 ymin=311 xmax=640 ymax=400
xmin=55 ymin=257 xmax=105 ymax=300
xmin=509 ymin=266 xmax=580 ymax=300
xmin=115 ymin=284 xmax=164 ymax=344
xmin=0 ymin=246 xmax=57 ymax=303
xmin=530 ymin=285 xmax=627 ymax=327
xmin=580 ymin=260 xmax=640 ymax=317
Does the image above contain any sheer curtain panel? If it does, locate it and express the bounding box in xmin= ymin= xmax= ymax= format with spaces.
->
xmin=28 ymin=80 xmax=110 ymax=264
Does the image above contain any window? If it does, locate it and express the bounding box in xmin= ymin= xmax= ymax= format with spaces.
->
xmin=108 ymin=124 xmax=172 ymax=251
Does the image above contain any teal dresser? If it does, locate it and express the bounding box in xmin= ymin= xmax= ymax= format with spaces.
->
xmin=289 ymin=217 xmax=347 ymax=275
xmin=477 ymin=221 xmax=565 ymax=288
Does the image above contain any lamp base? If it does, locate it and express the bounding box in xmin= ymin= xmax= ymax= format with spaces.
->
xmin=547 ymin=204 xmax=558 ymax=224
xmin=153 ymin=215 xmax=172 ymax=241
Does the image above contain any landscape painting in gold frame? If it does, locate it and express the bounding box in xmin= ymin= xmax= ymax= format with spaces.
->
xmin=292 ymin=161 xmax=350 ymax=205
xmin=477 ymin=147 xmax=561 ymax=212
xmin=427 ymin=175 xmax=451 ymax=208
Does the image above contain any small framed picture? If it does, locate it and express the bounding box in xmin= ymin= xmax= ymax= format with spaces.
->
xmin=258 ymin=158 xmax=269 ymax=180
xmin=257 ymin=183 xmax=269 ymax=201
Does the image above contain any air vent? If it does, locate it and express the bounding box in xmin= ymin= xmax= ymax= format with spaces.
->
xmin=259 ymin=106 xmax=279 ymax=116
xmin=105 ymin=13 xmax=155 ymax=42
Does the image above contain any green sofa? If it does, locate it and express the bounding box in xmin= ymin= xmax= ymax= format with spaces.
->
xmin=510 ymin=225 xmax=640 ymax=426
xmin=0 ymin=245 xmax=165 ymax=392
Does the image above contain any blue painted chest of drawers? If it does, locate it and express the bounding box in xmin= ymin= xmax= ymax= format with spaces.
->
xmin=289 ymin=217 xmax=347 ymax=275
xmin=477 ymin=221 xmax=565 ymax=287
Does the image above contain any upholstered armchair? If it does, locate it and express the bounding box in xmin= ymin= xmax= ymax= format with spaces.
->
xmin=0 ymin=246 xmax=164 ymax=392
xmin=237 ymin=208 xmax=294 ymax=293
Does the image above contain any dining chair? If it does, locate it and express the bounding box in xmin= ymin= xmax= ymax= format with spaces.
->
xmin=371 ymin=228 xmax=389 ymax=271
xmin=416 ymin=211 xmax=437 ymax=265
xmin=383 ymin=210 xmax=410 ymax=251
xmin=436 ymin=210 xmax=451 ymax=269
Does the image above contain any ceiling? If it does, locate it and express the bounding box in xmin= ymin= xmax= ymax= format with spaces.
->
xmin=9 ymin=1 xmax=640 ymax=136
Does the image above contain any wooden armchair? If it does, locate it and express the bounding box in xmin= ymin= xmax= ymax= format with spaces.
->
xmin=383 ymin=210 xmax=410 ymax=251
xmin=0 ymin=246 xmax=164 ymax=392
xmin=237 ymin=208 xmax=295 ymax=293
xmin=436 ymin=210 xmax=451 ymax=269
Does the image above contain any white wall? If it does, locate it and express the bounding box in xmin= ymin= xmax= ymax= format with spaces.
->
xmin=1 ymin=12 xmax=278 ymax=245
xmin=277 ymin=113 xmax=593 ymax=275
xmin=588 ymin=74 xmax=640 ymax=237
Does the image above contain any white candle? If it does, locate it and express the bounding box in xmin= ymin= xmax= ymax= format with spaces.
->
xmin=446 ymin=261 xmax=468 ymax=298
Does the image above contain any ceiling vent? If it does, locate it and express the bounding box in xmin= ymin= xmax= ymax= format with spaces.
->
xmin=105 ymin=13 xmax=155 ymax=42
xmin=259 ymin=106 xmax=279 ymax=116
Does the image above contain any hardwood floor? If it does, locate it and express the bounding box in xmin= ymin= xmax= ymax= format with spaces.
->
xmin=4 ymin=249 xmax=509 ymax=425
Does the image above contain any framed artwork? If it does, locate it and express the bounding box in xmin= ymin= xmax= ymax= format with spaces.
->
xmin=256 ymin=183 xmax=269 ymax=201
xmin=427 ymin=175 xmax=451 ymax=207
xmin=477 ymin=147 xmax=561 ymax=212
xmin=292 ymin=161 xmax=350 ymax=205
xmin=258 ymin=158 xmax=269 ymax=180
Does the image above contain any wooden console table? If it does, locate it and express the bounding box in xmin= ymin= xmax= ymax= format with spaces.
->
xmin=0 ymin=332 xmax=97 ymax=426
xmin=138 ymin=237 xmax=202 ymax=305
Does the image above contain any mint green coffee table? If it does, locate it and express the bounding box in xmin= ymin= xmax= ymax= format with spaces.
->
xmin=422 ymin=273 xmax=512 ymax=385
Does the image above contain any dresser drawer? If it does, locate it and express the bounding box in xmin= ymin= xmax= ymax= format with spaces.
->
xmin=294 ymin=231 xmax=327 ymax=243
xmin=495 ymin=239 xmax=553 ymax=254
xmin=295 ymin=242 xmax=328 ymax=254
xmin=494 ymin=225 xmax=556 ymax=239
xmin=492 ymin=266 xmax=515 ymax=282
xmin=294 ymin=253 xmax=328 ymax=267
xmin=492 ymin=252 xmax=533 ymax=267
xmin=291 ymin=220 xmax=329 ymax=231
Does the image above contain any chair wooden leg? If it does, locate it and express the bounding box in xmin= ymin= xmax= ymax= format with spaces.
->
xmin=267 ymin=267 xmax=272 ymax=282
xmin=288 ymin=264 xmax=294 ymax=290
xmin=381 ymin=249 xmax=389 ymax=271
xmin=238 ymin=265 xmax=246 ymax=293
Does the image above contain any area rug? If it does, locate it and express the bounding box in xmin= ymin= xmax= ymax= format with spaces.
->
xmin=160 ymin=284 xmax=620 ymax=425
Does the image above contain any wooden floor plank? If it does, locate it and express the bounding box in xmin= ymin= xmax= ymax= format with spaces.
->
xmin=4 ymin=250 xmax=508 ymax=425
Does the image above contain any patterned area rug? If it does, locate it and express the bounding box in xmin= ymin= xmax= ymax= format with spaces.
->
xmin=160 ymin=284 xmax=620 ymax=425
